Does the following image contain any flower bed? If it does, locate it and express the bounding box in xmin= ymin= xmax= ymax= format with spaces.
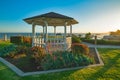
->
xmin=41 ymin=51 xmax=94 ymax=70
xmin=0 ymin=42 xmax=98 ymax=72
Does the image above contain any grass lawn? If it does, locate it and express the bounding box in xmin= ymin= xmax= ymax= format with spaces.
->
xmin=0 ymin=48 xmax=120 ymax=80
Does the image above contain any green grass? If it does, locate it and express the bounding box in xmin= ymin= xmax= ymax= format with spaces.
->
xmin=0 ymin=48 xmax=120 ymax=80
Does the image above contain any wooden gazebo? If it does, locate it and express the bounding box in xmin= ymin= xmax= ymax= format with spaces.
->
xmin=24 ymin=12 xmax=78 ymax=51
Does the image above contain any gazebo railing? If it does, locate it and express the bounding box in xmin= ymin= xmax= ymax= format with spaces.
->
xmin=33 ymin=36 xmax=45 ymax=47
xmin=48 ymin=35 xmax=64 ymax=43
xmin=47 ymin=37 xmax=71 ymax=52
xmin=33 ymin=35 xmax=71 ymax=52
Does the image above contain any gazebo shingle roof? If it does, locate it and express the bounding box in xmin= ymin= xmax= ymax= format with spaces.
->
xmin=24 ymin=12 xmax=78 ymax=26
xmin=24 ymin=12 xmax=73 ymax=20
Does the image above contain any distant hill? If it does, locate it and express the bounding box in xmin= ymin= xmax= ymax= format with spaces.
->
xmin=110 ymin=30 xmax=120 ymax=35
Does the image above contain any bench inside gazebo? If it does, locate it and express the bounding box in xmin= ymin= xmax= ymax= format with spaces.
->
xmin=24 ymin=12 xmax=78 ymax=52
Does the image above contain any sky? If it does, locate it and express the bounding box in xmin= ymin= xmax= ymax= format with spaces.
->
xmin=0 ymin=0 xmax=120 ymax=33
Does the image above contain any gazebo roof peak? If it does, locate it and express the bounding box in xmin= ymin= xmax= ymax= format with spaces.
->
xmin=42 ymin=12 xmax=73 ymax=19
xmin=24 ymin=12 xmax=73 ymax=20
xmin=24 ymin=12 xmax=78 ymax=26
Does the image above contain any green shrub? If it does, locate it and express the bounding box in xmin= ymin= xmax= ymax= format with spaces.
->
xmin=23 ymin=36 xmax=32 ymax=44
xmin=72 ymin=34 xmax=81 ymax=43
xmin=12 ymin=46 xmax=30 ymax=58
xmin=82 ymin=39 xmax=120 ymax=45
xmin=41 ymin=54 xmax=54 ymax=70
xmin=85 ymin=32 xmax=92 ymax=39
xmin=71 ymin=43 xmax=89 ymax=55
xmin=16 ymin=46 xmax=28 ymax=54
xmin=10 ymin=36 xmax=23 ymax=45
xmin=41 ymin=51 xmax=93 ymax=70
xmin=0 ymin=41 xmax=12 ymax=49
xmin=0 ymin=44 xmax=16 ymax=57
xmin=31 ymin=46 xmax=46 ymax=63
xmin=10 ymin=36 xmax=32 ymax=46
xmin=22 ymin=37 xmax=32 ymax=47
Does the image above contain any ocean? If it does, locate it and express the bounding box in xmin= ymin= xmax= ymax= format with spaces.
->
xmin=0 ymin=32 xmax=109 ymax=40
xmin=0 ymin=32 xmax=62 ymax=40
xmin=0 ymin=33 xmax=33 ymax=40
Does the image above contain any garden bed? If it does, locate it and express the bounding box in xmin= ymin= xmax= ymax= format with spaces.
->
xmin=2 ymin=47 xmax=101 ymax=72
xmin=0 ymin=48 xmax=119 ymax=79
xmin=0 ymin=41 xmax=104 ymax=76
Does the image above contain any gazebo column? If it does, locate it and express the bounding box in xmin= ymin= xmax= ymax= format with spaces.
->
xmin=64 ymin=22 xmax=67 ymax=50
xmin=32 ymin=23 xmax=36 ymax=47
xmin=43 ymin=26 xmax=45 ymax=37
xmin=44 ymin=21 xmax=48 ymax=44
xmin=70 ymin=24 xmax=72 ymax=37
xmin=42 ymin=26 xmax=45 ymax=42
xmin=54 ymin=26 xmax=56 ymax=44
xmin=54 ymin=26 xmax=56 ymax=36
xmin=70 ymin=24 xmax=72 ymax=50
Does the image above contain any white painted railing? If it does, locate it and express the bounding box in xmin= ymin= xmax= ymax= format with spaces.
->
xmin=33 ymin=36 xmax=71 ymax=51
xmin=47 ymin=36 xmax=65 ymax=52
xmin=34 ymin=36 xmax=45 ymax=47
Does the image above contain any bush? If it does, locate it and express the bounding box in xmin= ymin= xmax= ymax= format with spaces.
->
xmin=23 ymin=36 xmax=32 ymax=44
xmin=71 ymin=43 xmax=89 ymax=55
xmin=31 ymin=46 xmax=46 ymax=63
xmin=0 ymin=41 xmax=12 ymax=49
xmin=85 ymin=32 xmax=92 ymax=39
xmin=16 ymin=46 xmax=28 ymax=54
xmin=41 ymin=51 xmax=93 ymax=70
xmin=0 ymin=44 xmax=16 ymax=57
xmin=10 ymin=36 xmax=32 ymax=46
xmin=72 ymin=34 xmax=81 ymax=43
xmin=10 ymin=45 xmax=32 ymax=59
xmin=10 ymin=36 xmax=23 ymax=45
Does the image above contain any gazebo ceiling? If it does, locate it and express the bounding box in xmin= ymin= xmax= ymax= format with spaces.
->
xmin=23 ymin=12 xmax=78 ymax=26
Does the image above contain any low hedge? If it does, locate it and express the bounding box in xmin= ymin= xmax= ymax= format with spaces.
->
xmin=71 ymin=43 xmax=89 ymax=55
xmin=10 ymin=36 xmax=23 ymax=45
xmin=72 ymin=34 xmax=81 ymax=43
xmin=82 ymin=39 xmax=120 ymax=45
xmin=0 ymin=44 xmax=16 ymax=57
xmin=10 ymin=36 xmax=32 ymax=46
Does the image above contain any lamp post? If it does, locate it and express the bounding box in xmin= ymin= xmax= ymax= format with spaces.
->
xmin=95 ymin=35 xmax=97 ymax=47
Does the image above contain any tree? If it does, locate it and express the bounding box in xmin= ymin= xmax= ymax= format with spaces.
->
xmin=110 ymin=29 xmax=120 ymax=35
xmin=85 ymin=32 xmax=91 ymax=39
xmin=78 ymin=34 xmax=82 ymax=38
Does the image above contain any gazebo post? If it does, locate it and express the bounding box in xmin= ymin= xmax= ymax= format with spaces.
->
xmin=64 ymin=22 xmax=67 ymax=50
xmin=32 ymin=23 xmax=36 ymax=47
xmin=70 ymin=24 xmax=72 ymax=37
xmin=54 ymin=26 xmax=56 ymax=36
xmin=42 ymin=26 xmax=45 ymax=41
xmin=44 ymin=21 xmax=48 ymax=44
xmin=70 ymin=24 xmax=72 ymax=50
xmin=54 ymin=26 xmax=56 ymax=44
xmin=43 ymin=26 xmax=45 ymax=37
xmin=42 ymin=26 xmax=45 ymax=46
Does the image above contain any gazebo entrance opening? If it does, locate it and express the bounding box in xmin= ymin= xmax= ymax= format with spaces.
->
xmin=24 ymin=12 xmax=78 ymax=52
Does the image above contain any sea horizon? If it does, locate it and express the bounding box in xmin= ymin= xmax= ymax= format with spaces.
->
xmin=0 ymin=32 xmax=109 ymax=40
